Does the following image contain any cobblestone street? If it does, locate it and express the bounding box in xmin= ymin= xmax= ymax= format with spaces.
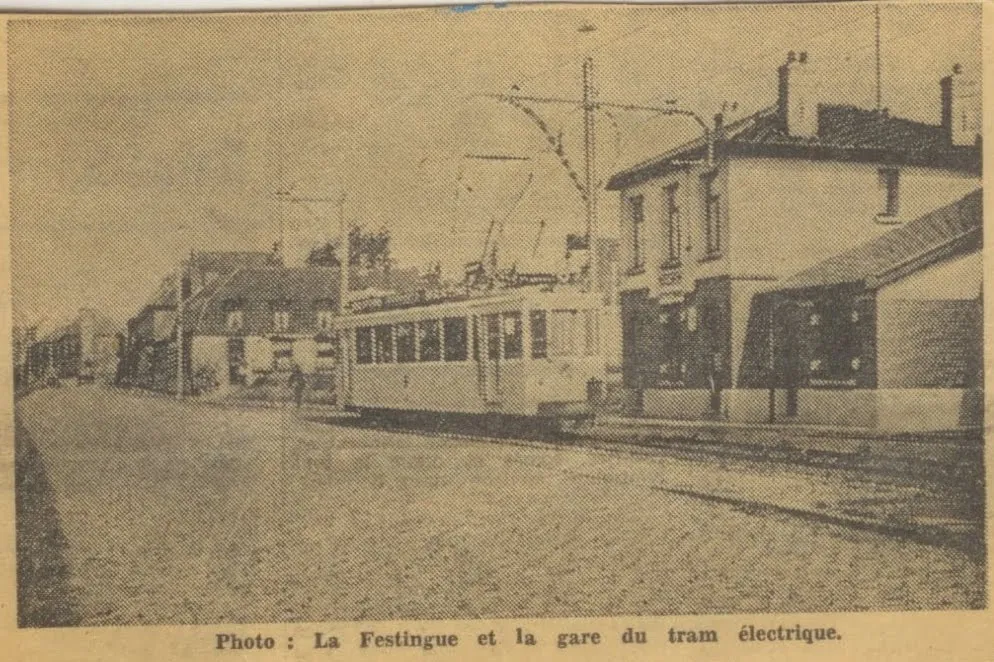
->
xmin=15 ymin=386 xmax=985 ymax=627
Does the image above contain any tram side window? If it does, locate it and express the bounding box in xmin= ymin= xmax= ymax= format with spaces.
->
xmin=530 ymin=310 xmax=547 ymax=359
xmin=550 ymin=310 xmax=578 ymax=357
xmin=396 ymin=322 xmax=416 ymax=363
xmin=356 ymin=327 xmax=373 ymax=364
xmin=419 ymin=319 xmax=441 ymax=362
xmin=485 ymin=314 xmax=501 ymax=360
xmin=583 ymin=310 xmax=600 ymax=356
xmin=374 ymin=324 xmax=393 ymax=363
xmin=443 ymin=317 xmax=468 ymax=362
xmin=503 ymin=312 xmax=523 ymax=359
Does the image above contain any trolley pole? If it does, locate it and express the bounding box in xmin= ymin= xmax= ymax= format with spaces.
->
xmin=582 ymin=57 xmax=598 ymax=293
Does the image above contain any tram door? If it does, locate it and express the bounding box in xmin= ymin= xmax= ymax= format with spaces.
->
xmin=478 ymin=314 xmax=502 ymax=405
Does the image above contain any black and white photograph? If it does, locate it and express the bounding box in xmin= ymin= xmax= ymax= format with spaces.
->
xmin=5 ymin=0 xmax=986 ymax=649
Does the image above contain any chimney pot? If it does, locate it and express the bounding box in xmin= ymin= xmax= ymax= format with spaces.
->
xmin=798 ymin=51 xmax=808 ymax=64
xmin=787 ymin=50 xmax=796 ymax=63
xmin=952 ymin=62 xmax=962 ymax=74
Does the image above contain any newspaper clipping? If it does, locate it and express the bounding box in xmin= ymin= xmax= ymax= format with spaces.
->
xmin=2 ymin=1 xmax=991 ymax=660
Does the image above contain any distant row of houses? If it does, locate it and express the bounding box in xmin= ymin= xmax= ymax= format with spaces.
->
xmin=116 ymin=248 xmax=427 ymax=398
xmin=13 ymin=308 xmax=120 ymax=389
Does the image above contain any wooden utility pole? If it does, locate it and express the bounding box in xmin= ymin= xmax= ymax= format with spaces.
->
xmin=582 ymin=57 xmax=599 ymax=292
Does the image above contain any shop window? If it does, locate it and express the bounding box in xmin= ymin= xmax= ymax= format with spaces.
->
xmin=805 ymin=293 xmax=861 ymax=385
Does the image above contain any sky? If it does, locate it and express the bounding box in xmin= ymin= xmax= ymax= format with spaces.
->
xmin=7 ymin=2 xmax=982 ymax=329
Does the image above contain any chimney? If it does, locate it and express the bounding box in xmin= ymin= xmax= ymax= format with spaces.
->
xmin=941 ymin=63 xmax=981 ymax=147
xmin=777 ymin=51 xmax=819 ymax=138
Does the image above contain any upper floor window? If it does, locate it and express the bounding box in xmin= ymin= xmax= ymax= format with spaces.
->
xmin=703 ymin=174 xmax=722 ymax=257
xmin=627 ymin=194 xmax=645 ymax=273
xmin=226 ymin=310 xmax=244 ymax=332
xmin=664 ymin=184 xmax=681 ymax=265
xmin=273 ymin=310 xmax=291 ymax=332
xmin=879 ymin=168 xmax=900 ymax=217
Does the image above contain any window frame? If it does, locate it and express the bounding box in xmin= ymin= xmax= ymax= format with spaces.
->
xmin=879 ymin=168 xmax=900 ymax=217
xmin=703 ymin=174 xmax=722 ymax=258
xmin=628 ymin=194 xmax=646 ymax=274
xmin=664 ymin=183 xmax=681 ymax=266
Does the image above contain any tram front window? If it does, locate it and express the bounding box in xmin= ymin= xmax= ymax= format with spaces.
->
xmin=503 ymin=312 xmax=523 ymax=359
xmin=443 ymin=317 xmax=468 ymax=362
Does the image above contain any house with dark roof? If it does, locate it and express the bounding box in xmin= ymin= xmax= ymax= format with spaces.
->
xmin=181 ymin=265 xmax=342 ymax=392
xmin=122 ymin=250 xmax=279 ymax=392
xmin=605 ymin=53 xmax=981 ymax=428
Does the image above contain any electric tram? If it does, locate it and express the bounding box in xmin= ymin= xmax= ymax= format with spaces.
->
xmin=336 ymin=279 xmax=605 ymax=427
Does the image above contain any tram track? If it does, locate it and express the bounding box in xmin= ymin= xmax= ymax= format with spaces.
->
xmin=304 ymin=413 xmax=985 ymax=560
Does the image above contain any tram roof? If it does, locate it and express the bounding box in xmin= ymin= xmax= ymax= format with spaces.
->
xmin=342 ymin=282 xmax=597 ymax=323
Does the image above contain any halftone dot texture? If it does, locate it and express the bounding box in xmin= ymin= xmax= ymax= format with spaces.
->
xmin=9 ymin=4 xmax=985 ymax=628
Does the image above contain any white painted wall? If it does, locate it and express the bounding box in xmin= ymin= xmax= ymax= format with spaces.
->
xmin=727 ymin=158 xmax=980 ymax=280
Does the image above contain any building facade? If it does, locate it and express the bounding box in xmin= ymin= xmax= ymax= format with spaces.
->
xmin=605 ymin=55 xmax=982 ymax=430
xmin=26 ymin=309 xmax=120 ymax=385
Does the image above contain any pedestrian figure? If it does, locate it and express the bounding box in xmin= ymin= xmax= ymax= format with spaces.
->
xmin=289 ymin=364 xmax=306 ymax=409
